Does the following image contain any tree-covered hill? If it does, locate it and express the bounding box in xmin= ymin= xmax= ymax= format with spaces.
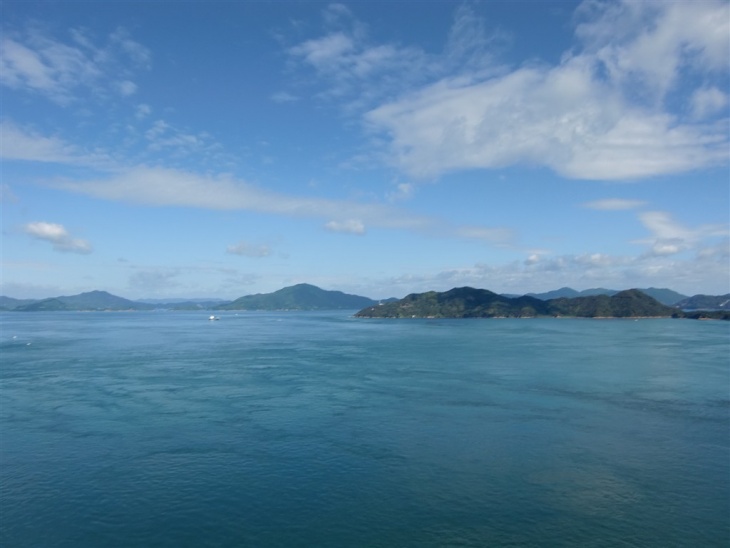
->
xmin=355 ymin=287 xmax=549 ymax=318
xmin=355 ymin=287 xmax=681 ymax=319
xmin=547 ymin=289 xmax=678 ymax=318
xmin=217 ymin=283 xmax=377 ymax=310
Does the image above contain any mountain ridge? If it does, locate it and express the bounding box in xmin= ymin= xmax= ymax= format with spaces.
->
xmin=524 ymin=287 xmax=688 ymax=305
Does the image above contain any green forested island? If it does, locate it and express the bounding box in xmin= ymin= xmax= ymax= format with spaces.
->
xmin=354 ymin=287 xmax=729 ymax=319
xmin=216 ymin=283 xmax=377 ymax=310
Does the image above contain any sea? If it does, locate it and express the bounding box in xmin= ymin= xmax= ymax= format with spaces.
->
xmin=1 ymin=310 xmax=728 ymax=547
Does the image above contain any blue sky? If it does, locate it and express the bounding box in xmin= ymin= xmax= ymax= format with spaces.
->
xmin=1 ymin=0 xmax=728 ymax=300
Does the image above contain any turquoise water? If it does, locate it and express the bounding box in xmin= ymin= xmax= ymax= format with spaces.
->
xmin=1 ymin=311 xmax=728 ymax=547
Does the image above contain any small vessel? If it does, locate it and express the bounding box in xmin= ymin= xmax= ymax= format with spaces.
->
xmin=209 ymin=315 xmax=219 ymax=321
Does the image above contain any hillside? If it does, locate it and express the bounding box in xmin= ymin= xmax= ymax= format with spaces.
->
xmin=355 ymin=287 xmax=680 ymax=319
xmin=217 ymin=283 xmax=377 ymax=310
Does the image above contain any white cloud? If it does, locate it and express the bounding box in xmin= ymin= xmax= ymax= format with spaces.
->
xmin=1 ymin=183 xmax=19 ymax=203
xmin=386 ymin=182 xmax=415 ymax=202
xmin=583 ymin=198 xmax=646 ymax=210
xmin=135 ymin=103 xmax=152 ymax=119
xmin=639 ymin=211 xmax=690 ymax=242
xmin=0 ymin=26 xmax=150 ymax=104
xmin=636 ymin=210 xmax=729 ymax=257
xmin=270 ymin=91 xmax=299 ymax=103
xmin=144 ymin=119 xmax=219 ymax=157
xmin=324 ymin=219 xmax=365 ymax=234
xmin=575 ymin=0 xmax=729 ymax=101
xmin=366 ymin=56 xmax=728 ymax=180
xmin=0 ymin=121 xmax=112 ymax=167
xmin=691 ymin=86 xmax=728 ymax=120
xmin=226 ymin=241 xmax=272 ymax=257
xmin=287 ymin=2 xmax=505 ymax=110
xmin=453 ymin=226 xmax=515 ymax=246
xmin=56 ymin=166 xmax=399 ymax=226
xmin=23 ymin=221 xmax=92 ymax=254
xmin=1 ymin=121 xmax=78 ymax=163
xmin=116 ymin=79 xmax=137 ymax=96
xmin=53 ymin=164 xmax=513 ymax=246
xmin=290 ymin=32 xmax=356 ymax=69
xmin=291 ymin=0 xmax=729 ymax=181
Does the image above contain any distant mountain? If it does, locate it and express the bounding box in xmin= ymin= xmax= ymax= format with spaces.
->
xmin=355 ymin=287 xmax=680 ymax=319
xmin=15 ymin=291 xmax=153 ymax=311
xmin=0 ymin=296 xmax=38 ymax=310
xmin=675 ymin=294 xmax=730 ymax=310
xmin=217 ymin=283 xmax=377 ymax=311
xmin=525 ymin=287 xmax=687 ymax=306
xmin=526 ymin=287 xmax=583 ymax=300
xmin=638 ymin=288 xmax=688 ymax=306
xmin=527 ymin=287 xmax=619 ymax=300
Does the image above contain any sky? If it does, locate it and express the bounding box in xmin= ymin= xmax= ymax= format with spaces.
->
xmin=1 ymin=0 xmax=729 ymax=301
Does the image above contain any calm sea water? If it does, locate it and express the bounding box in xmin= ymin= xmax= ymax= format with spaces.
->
xmin=1 ymin=311 xmax=728 ymax=547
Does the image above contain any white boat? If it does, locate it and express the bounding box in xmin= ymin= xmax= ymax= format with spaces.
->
xmin=209 ymin=315 xmax=219 ymax=321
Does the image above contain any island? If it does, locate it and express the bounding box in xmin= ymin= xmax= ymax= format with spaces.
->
xmin=353 ymin=287 xmax=724 ymax=319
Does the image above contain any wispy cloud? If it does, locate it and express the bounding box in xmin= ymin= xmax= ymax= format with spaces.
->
xmin=135 ymin=103 xmax=152 ymax=119
xmin=144 ymin=119 xmax=219 ymax=157
xmin=453 ymin=226 xmax=515 ymax=246
xmin=0 ymin=25 xmax=150 ymax=105
xmin=270 ymin=91 xmax=299 ymax=103
xmin=291 ymin=0 xmax=729 ymax=181
xmin=0 ymin=120 xmax=113 ymax=167
xmin=1 ymin=183 xmax=19 ymax=203
xmin=22 ymin=221 xmax=92 ymax=254
xmin=226 ymin=241 xmax=272 ymax=257
xmin=288 ymin=2 xmax=506 ymax=110
xmin=324 ymin=219 xmax=365 ymax=234
xmin=54 ymin=164 xmax=512 ymax=244
xmin=583 ymin=198 xmax=646 ymax=210
xmin=636 ymin=210 xmax=729 ymax=257
xmin=690 ymin=87 xmax=729 ymax=120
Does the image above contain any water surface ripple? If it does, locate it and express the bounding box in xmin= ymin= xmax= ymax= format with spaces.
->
xmin=1 ymin=311 xmax=728 ymax=547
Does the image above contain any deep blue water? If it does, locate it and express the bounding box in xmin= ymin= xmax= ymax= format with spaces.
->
xmin=1 ymin=311 xmax=728 ymax=547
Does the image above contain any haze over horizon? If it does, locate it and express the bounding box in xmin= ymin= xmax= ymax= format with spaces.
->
xmin=2 ymin=0 xmax=729 ymax=301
